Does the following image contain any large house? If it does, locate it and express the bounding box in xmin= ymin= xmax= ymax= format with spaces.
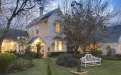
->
xmin=26 ymin=8 xmax=66 ymax=57
xmin=1 ymin=8 xmax=121 ymax=57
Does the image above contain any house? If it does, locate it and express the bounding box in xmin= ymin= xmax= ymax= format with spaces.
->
xmin=98 ymin=25 xmax=121 ymax=55
xmin=0 ymin=29 xmax=28 ymax=53
xmin=26 ymin=7 xmax=121 ymax=56
xmin=26 ymin=8 xmax=66 ymax=57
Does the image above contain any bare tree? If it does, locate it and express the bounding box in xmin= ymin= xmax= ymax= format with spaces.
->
xmin=0 ymin=0 xmax=52 ymax=52
xmin=61 ymin=0 xmax=120 ymax=54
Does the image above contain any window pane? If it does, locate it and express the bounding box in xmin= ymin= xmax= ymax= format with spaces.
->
xmin=58 ymin=41 xmax=62 ymax=51
xmin=55 ymin=24 xmax=60 ymax=32
xmin=54 ymin=41 xmax=58 ymax=51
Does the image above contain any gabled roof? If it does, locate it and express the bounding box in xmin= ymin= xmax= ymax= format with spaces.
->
xmin=27 ymin=36 xmax=46 ymax=44
xmin=0 ymin=29 xmax=28 ymax=40
xmin=27 ymin=8 xmax=59 ymax=28
xmin=97 ymin=25 xmax=121 ymax=43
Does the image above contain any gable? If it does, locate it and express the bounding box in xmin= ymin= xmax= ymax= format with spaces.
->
xmin=27 ymin=8 xmax=61 ymax=28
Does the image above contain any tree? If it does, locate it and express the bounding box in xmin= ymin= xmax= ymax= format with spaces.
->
xmin=0 ymin=0 xmax=53 ymax=53
xmin=36 ymin=42 xmax=41 ymax=58
xmin=61 ymin=0 xmax=120 ymax=54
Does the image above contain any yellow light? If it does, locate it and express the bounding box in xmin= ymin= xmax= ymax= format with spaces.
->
xmin=11 ymin=42 xmax=14 ymax=45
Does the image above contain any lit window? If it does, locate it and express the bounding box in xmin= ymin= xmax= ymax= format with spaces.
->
xmin=90 ymin=43 xmax=99 ymax=50
xmin=58 ymin=41 xmax=62 ymax=51
xmin=55 ymin=24 xmax=60 ymax=33
xmin=54 ymin=41 xmax=58 ymax=51
xmin=54 ymin=40 xmax=62 ymax=51
xmin=36 ymin=26 xmax=39 ymax=34
xmin=28 ymin=28 xmax=30 ymax=34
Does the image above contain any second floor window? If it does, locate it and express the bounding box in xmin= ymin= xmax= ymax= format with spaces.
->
xmin=55 ymin=23 xmax=60 ymax=33
xmin=28 ymin=28 xmax=30 ymax=34
xmin=32 ymin=31 xmax=34 ymax=37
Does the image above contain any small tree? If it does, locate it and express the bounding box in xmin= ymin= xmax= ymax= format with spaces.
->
xmin=36 ymin=42 xmax=41 ymax=58
xmin=47 ymin=64 xmax=52 ymax=75
xmin=77 ymin=60 xmax=81 ymax=72
xmin=106 ymin=45 xmax=112 ymax=56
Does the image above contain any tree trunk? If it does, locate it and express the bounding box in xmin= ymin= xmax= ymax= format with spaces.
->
xmin=74 ymin=46 xmax=79 ymax=54
xmin=0 ymin=38 xmax=4 ymax=53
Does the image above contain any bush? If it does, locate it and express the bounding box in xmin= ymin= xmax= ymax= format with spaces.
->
xmin=23 ymin=49 xmax=36 ymax=61
xmin=71 ymin=54 xmax=84 ymax=59
xmin=47 ymin=64 xmax=52 ymax=75
xmin=48 ymin=52 xmax=65 ymax=57
xmin=9 ymin=58 xmax=34 ymax=71
xmin=90 ymin=49 xmax=102 ymax=57
xmin=101 ymin=56 xmax=121 ymax=60
xmin=0 ymin=53 xmax=16 ymax=72
xmin=56 ymin=54 xmax=77 ymax=67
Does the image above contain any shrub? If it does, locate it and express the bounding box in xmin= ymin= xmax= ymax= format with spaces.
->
xmin=23 ymin=49 xmax=36 ymax=61
xmin=90 ymin=49 xmax=102 ymax=57
xmin=9 ymin=58 xmax=34 ymax=71
xmin=71 ymin=54 xmax=84 ymax=59
xmin=48 ymin=52 xmax=65 ymax=57
xmin=56 ymin=54 xmax=77 ymax=67
xmin=0 ymin=53 xmax=16 ymax=72
xmin=101 ymin=56 xmax=121 ymax=60
xmin=77 ymin=60 xmax=81 ymax=72
xmin=47 ymin=64 xmax=52 ymax=75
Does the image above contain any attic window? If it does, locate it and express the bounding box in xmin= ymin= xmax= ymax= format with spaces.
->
xmin=55 ymin=23 xmax=60 ymax=33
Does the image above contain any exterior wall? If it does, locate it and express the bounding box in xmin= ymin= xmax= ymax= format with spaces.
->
xmin=99 ymin=43 xmax=118 ymax=55
xmin=118 ymin=36 xmax=121 ymax=43
xmin=47 ymin=10 xmax=66 ymax=52
xmin=28 ymin=20 xmax=48 ymax=38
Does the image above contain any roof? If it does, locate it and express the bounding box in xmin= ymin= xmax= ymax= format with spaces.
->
xmin=27 ymin=8 xmax=59 ymax=27
xmin=96 ymin=25 xmax=121 ymax=43
xmin=27 ymin=36 xmax=46 ymax=44
xmin=0 ymin=29 xmax=28 ymax=40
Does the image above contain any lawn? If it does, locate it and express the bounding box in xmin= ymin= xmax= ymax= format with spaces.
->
xmin=8 ymin=58 xmax=121 ymax=75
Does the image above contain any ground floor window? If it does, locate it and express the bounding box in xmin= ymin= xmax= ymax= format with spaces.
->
xmin=54 ymin=40 xmax=62 ymax=51
xmin=90 ymin=43 xmax=99 ymax=50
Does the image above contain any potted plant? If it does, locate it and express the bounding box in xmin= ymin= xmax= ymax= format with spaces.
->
xmin=70 ymin=60 xmax=88 ymax=75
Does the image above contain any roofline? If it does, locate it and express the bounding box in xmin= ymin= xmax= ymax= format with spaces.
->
xmin=26 ymin=8 xmax=61 ymax=28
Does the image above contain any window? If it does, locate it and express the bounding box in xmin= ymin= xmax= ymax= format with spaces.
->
xmin=58 ymin=41 xmax=62 ymax=51
xmin=28 ymin=28 xmax=30 ymax=34
xmin=55 ymin=24 xmax=60 ymax=33
xmin=90 ymin=43 xmax=99 ymax=50
xmin=32 ymin=31 xmax=34 ymax=37
xmin=36 ymin=26 xmax=39 ymax=34
xmin=54 ymin=41 xmax=58 ymax=51
xmin=54 ymin=40 xmax=62 ymax=51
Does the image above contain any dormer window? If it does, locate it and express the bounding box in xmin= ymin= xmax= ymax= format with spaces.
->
xmin=36 ymin=26 xmax=39 ymax=34
xmin=55 ymin=23 xmax=60 ymax=33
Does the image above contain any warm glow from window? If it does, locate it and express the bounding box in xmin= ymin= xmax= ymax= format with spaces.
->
xmin=58 ymin=41 xmax=62 ymax=51
xmin=28 ymin=28 xmax=30 ymax=34
xmin=90 ymin=43 xmax=99 ymax=50
xmin=55 ymin=24 xmax=60 ymax=33
xmin=54 ymin=41 xmax=58 ymax=51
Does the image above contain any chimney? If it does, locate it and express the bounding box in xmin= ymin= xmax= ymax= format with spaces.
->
xmin=39 ymin=6 xmax=44 ymax=17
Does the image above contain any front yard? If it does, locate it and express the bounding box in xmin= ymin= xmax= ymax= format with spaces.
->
xmin=8 ymin=58 xmax=121 ymax=75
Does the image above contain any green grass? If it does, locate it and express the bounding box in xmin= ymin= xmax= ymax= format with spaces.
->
xmin=8 ymin=58 xmax=121 ymax=75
